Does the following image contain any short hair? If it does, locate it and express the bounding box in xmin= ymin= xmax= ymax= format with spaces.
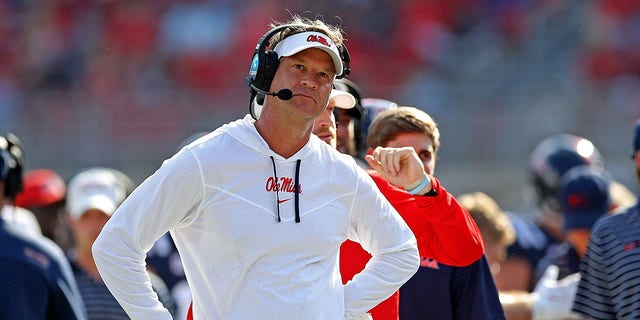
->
xmin=366 ymin=106 xmax=441 ymax=150
xmin=269 ymin=15 xmax=345 ymax=49
xmin=458 ymin=192 xmax=516 ymax=246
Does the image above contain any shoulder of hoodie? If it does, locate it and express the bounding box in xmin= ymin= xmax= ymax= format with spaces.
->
xmin=177 ymin=117 xmax=250 ymax=155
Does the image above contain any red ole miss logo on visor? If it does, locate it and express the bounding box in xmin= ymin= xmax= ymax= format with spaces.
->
xmin=306 ymin=34 xmax=331 ymax=47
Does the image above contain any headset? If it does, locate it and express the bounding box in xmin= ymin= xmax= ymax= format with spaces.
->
xmin=0 ymin=133 xmax=25 ymax=200
xmin=244 ymin=24 xmax=351 ymax=118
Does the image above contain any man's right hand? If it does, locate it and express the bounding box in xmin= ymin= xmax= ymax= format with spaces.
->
xmin=365 ymin=146 xmax=429 ymax=192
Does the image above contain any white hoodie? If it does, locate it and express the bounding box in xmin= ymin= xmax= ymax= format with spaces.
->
xmin=93 ymin=115 xmax=419 ymax=320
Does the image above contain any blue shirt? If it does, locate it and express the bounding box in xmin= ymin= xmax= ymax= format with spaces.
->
xmin=0 ymin=218 xmax=86 ymax=320
xmin=399 ymin=255 xmax=505 ymax=320
xmin=573 ymin=202 xmax=640 ymax=319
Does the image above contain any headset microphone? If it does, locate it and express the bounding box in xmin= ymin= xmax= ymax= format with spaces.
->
xmin=249 ymin=83 xmax=293 ymax=100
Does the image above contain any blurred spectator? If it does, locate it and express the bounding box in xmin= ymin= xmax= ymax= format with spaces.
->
xmin=499 ymin=133 xmax=637 ymax=294
xmin=15 ymin=168 xmax=72 ymax=250
xmin=1 ymin=132 xmax=86 ymax=319
xmin=457 ymin=190 xmax=584 ymax=319
xmin=1 ymin=202 xmax=42 ymax=236
xmin=457 ymin=191 xmax=516 ymax=278
xmin=158 ymin=0 xmax=237 ymax=91
xmin=312 ymin=88 xmax=356 ymax=149
xmin=497 ymin=134 xmax=604 ymax=292
xmin=357 ymin=97 xmax=398 ymax=161
xmin=527 ymin=165 xmax=613 ymax=320
xmin=332 ymin=78 xmax=364 ymax=158
xmin=65 ymin=167 xmax=176 ymax=318
xmin=534 ymin=165 xmax=613 ymax=284
xmin=1 ymin=133 xmax=42 ymax=236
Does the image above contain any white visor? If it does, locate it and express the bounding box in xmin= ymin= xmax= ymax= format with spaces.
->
xmin=273 ymin=31 xmax=343 ymax=77
xmin=330 ymin=89 xmax=356 ymax=109
xmin=66 ymin=169 xmax=126 ymax=219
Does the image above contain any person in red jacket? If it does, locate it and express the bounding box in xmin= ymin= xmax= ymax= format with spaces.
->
xmin=339 ymin=105 xmax=507 ymax=319
xmin=323 ymin=94 xmax=488 ymax=318
xmin=362 ymin=106 xmax=504 ymax=320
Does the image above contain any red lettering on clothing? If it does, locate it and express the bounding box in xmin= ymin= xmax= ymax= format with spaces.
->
xmin=420 ymin=257 xmax=440 ymax=269
xmin=624 ymin=240 xmax=640 ymax=251
xmin=265 ymin=176 xmax=302 ymax=194
xmin=266 ymin=176 xmax=279 ymax=192
xmin=23 ymin=247 xmax=50 ymax=268
xmin=306 ymin=34 xmax=330 ymax=47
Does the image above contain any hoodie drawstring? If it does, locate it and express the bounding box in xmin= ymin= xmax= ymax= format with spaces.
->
xmin=269 ymin=156 xmax=282 ymax=222
xmin=294 ymin=159 xmax=301 ymax=223
xmin=269 ymin=156 xmax=302 ymax=223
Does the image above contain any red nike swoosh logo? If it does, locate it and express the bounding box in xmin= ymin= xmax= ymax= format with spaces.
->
xmin=278 ymin=198 xmax=292 ymax=204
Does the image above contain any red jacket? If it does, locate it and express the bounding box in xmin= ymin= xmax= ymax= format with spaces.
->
xmin=339 ymin=171 xmax=485 ymax=320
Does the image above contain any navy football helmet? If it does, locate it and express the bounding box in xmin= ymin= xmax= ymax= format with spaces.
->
xmin=529 ymin=134 xmax=604 ymax=213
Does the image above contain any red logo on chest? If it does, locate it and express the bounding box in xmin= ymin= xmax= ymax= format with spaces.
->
xmin=265 ymin=176 xmax=302 ymax=194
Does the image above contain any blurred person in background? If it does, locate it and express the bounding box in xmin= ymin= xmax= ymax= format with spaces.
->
xmin=66 ymin=167 xmax=176 ymax=319
xmin=15 ymin=168 xmax=72 ymax=250
xmin=452 ymin=191 xmax=586 ymax=320
xmin=499 ymin=134 xmax=605 ymax=292
xmin=0 ymin=132 xmax=87 ymax=319
xmin=505 ymin=164 xmax=613 ymax=320
xmin=93 ymin=16 xmax=419 ymax=320
xmin=312 ymin=87 xmax=356 ymax=149
xmin=499 ymin=134 xmax=636 ymax=293
xmin=362 ymin=106 xmax=502 ymax=320
xmin=332 ymin=78 xmax=365 ymax=157
xmin=457 ymin=191 xmax=516 ymax=279
xmin=572 ymin=118 xmax=640 ymax=319
xmin=534 ymin=165 xmax=612 ymax=285
xmin=0 ymin=133 xmax=42 ymax=236
xmin=452 ymin=191 xmax=588 ymax=320
xmin=357 ymin=98 xmax=398 ymax=161
xmin=499 ymin=137 xmax=635 ymax=320
xmin=1 ymin=193 xmax=42 ymax=236
xmin=327 ymin=76 xmax=397 ymax=167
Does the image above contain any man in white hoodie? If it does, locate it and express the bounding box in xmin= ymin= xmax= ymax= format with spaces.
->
xmin=92 ymin=15 xmax=419 ymax=320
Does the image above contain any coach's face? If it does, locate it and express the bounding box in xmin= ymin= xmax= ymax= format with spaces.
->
xmin=269 ymin=48 xmax=335 ymax=119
